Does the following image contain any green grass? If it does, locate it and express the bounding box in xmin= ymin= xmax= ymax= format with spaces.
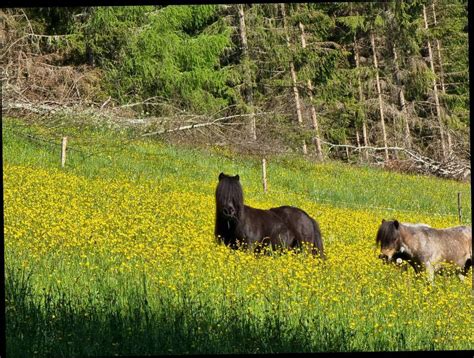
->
xmin=3 ymin=117 xmax=473 ymax=356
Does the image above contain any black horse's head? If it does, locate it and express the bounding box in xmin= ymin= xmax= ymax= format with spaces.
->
xmin=376 ymin=219 xmax=403 ymax=263
xmin=215 ymin=172 xmax=243 ymax=219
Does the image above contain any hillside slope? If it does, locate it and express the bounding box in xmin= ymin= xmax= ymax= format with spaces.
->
xmin=3 ymin=117 xmax=473 ymax=355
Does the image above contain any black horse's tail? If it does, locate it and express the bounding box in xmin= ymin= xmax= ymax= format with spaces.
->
xmin=310 ymin=217 xmax=325 ymax=260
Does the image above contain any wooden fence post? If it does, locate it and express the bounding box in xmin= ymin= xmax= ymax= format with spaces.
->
xmin=262 ymin=158 xmax=267 ymax=193
xmin=457 ymin=192 xmax=462 ymax=224
xmin=61 ymin=137 xmax=67 ymax=168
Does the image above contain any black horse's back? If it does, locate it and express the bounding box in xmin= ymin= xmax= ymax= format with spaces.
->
xmin=240 ymin=205 xmax=296 ymax=252
xmin=270 ymin=206 xmax=325 ymax=259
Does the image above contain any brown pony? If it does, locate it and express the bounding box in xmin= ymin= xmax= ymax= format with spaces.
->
xmin=376 ymin=219 xmax=472 ymax=281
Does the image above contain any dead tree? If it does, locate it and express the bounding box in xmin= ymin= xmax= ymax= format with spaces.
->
xmin=280 ymin=3 xmax=307 ymax=155
xmin=354 ymin=33 xmax=369 ymax=162
xmin=319 ymin=140 xmax=470 ymax=181
xmin=237 ymin=4 xmax=257 ymax=141
xmin=370 ymin=32 xmax=389 ymax=161
xmin=423 ymin=4 xmax=446 ymax=159
xmin=393 ymin=45 xmax=412 ymax=150
xmin=431 ymin=2 xmax=446 ymax=94
xmin=431 ymin=1 xmax=452 ymax=152
xmin=298 ymin=18 xmax=323 ymax=161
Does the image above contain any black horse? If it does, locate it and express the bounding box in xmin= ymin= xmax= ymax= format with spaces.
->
xmin=215 ymin=172 xmax=324 ymax=258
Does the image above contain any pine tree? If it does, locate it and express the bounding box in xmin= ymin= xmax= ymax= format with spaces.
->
xmin=83 ymin=6 xmax=235 ymax=115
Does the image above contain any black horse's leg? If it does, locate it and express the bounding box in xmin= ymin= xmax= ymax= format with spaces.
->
xmin=253 ymin=238 xmax=271 ymax=257
xmin=409 ymin=261 xmax=423 ymax=277
xmin=310 ymin=243 xmax=320 ymax=257
xmin=459 ymin=258 xmax=472 ymax=281
xmin=288 ymin=235 xmax=301 ymax=251
xmin=463 ymin=258 xmax=472 ymax=275
xmin=253 ymin=244 xmax=262 ymax=256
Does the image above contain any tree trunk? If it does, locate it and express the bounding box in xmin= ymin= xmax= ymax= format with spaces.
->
xmin=354 ymin=34 xmax=369 ymax=162
xmin=280 ymin=3 xmax=307 ymax=154
xmin=298 ymin=20 xmax=323 ymax=160
xmin=432 ymin=3 xmax=446 ymax=94
xmin=423 ymin=4 xmax=446 ymax=159
xmin=393 ymin=45 xmax=411 ymax=150
xmin=84 ymin=7 xmax=96 ymax=66
xmin=392 ymin=116 xmax=399 ymax=159
xmin=431 ymin=2 xmax=452 ymax=154
xmin=370 ymin=32 xmax=389 ymax=161
xmin=238 ymin=4 xmax=257 ymax=141
xmin=399 ymin=89 xmax=412 ymax=149
xmin=355 ymin=128 xmax=361 ymax=163
xmin=344 ymin=136 xmax=350 ymax=161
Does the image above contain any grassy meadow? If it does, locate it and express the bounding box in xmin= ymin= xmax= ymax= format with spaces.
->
xmin=3 ymin=117 xmax=473 ymax=356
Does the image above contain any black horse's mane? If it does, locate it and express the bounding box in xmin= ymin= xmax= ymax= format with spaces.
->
xmin=375 ymin=220 xmax=399 ymax=247
xmin=215 ymin=174 xmax=244 ymax=217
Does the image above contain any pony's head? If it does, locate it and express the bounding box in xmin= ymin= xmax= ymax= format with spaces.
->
xmin=215 ymin=172 xmax=244 ymax=219
xmin=376 ymin=219 xmax=402 ymax=262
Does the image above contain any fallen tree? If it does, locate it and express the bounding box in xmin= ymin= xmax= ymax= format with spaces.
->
xmin=319 ymin=139 xmax=470 ymax=181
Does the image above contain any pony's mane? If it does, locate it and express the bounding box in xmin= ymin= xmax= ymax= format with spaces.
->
xmin=215 ymin=175 xmax=244 ymax=215
xmin=375 ymin=220 xmax=399 ymax=247
xmin=403 ymin=223 xmax=431 ymax=229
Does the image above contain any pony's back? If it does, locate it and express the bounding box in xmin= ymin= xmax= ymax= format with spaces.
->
xmin=407 ymin=223 xmax=471 ymax=245
xmin=401 ymin=222 xmax=472 ymax=274
xmin=270 ymin=206 xmax=325 ymax=258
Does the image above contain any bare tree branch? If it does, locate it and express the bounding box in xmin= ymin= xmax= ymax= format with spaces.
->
xmin=140 ymin=113 xmax=266 ymax=137
xmin=319 ymin=139 xmax=470 ymax=180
